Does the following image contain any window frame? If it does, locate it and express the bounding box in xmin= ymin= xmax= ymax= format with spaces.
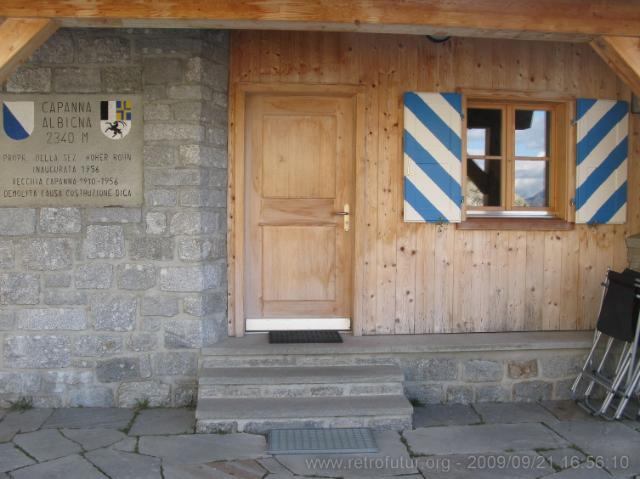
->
xmin=456 ymin=91 xmax=576 ymax=231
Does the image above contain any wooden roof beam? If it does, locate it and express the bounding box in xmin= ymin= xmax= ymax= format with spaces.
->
xmin=0 ymin=1 xmax=639 ymax=41
xmin=591 ymin=36 xmax=640 ymax=97
xmin=0 ymin=18 xmax=58 ymax=85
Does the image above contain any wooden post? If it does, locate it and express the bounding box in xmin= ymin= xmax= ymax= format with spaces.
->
xmin=0 ymin=18 xmax=58 ymax=85
xmin=591 ymin=36 xmax=640 ymax=97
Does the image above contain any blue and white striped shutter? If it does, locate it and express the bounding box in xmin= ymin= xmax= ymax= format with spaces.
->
xmin=575 ymin=99 xmax=629 ymax=224
xmin=403 ymin=92 xmax=463 ymax=223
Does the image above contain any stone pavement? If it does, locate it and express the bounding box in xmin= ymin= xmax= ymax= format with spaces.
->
xmin=0 ymin=401 xmax=638 ymax=478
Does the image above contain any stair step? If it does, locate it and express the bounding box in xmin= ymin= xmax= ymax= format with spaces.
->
xmin=198 ymin=381 xmax=404 ymax=399
xmin=195 ymin=395 xmax=413 ymax=433
xmin=199 ymin=365 xmax=404 ymax=385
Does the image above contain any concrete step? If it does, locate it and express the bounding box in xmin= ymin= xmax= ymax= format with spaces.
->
xmin=198 ymin=365 xmax=405 ymax=399
xmin=195 ymin=395 xmax=413 ymax=433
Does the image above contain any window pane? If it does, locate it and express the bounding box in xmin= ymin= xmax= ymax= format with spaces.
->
xmin=466 ymin=159 xmax=501 ymax=207
xmin=467 ymin=108 xmax=502 ymax=156
xmin=514 ymin=160 xmax=549 ymax=207
xmin=515 ymin=110 xmax=550 ymax=157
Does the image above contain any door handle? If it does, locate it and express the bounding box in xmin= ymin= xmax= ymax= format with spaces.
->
xmin=335 ymin=204 xmax=350 ymax=232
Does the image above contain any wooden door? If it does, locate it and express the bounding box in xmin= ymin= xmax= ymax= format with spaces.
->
xmin=244 ymin=92 xmax=356 ymax=331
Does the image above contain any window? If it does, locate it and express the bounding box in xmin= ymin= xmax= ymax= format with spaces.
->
xmin=465 ymin=100 xmax=559 ymax=218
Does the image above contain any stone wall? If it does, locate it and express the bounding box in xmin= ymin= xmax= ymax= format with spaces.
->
xmin=0 ymin=29 xmax=229 ymax=407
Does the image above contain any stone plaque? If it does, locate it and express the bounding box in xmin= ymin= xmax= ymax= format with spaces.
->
xmin=0 ymin=94 xmax=143 ymax=207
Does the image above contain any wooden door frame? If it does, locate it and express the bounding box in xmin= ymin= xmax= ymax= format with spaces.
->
xmin=227 ymin=82 xmax=366 ymax=337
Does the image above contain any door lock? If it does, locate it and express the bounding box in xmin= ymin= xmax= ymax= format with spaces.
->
xmin=335 ymin=204 xmax=350 ymax=232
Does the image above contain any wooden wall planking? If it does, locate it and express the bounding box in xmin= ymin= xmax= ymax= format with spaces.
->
xmin=229 ymin=31 xmax=639 ymax=335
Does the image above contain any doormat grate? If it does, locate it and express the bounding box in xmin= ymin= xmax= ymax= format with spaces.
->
xmin=268 ymin=330 xmax=343 ymax=344
xmin=268 ymin=428 xmax=378 ymax=455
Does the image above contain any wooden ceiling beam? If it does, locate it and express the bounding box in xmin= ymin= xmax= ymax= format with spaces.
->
xmin=591 ymin=36 xmax=640 ymax=96
xmin=0 ymin=18 xmax=58 ymax=85
xmin=0 ymin=1 xmax=639 ymax=41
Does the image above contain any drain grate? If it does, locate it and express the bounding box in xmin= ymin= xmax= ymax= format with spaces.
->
xmin=267 ymin=428 xmax=378 ymax=455
xmin=268 ymin=330 xmax=343 ymax=344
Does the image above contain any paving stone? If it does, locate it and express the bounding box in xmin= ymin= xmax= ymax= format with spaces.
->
xmin=276 ymin=431 xmax=418 ymax=478
xmin=541 ymin=462 xmax=613 ymax=478
xmin=417 ymin=451 xmax=552 ymax=478
xmin=413 ymin=404 xmax=482 ymax=428
xmin=538 ymin=447 xmax=586 ymax=471
xmin=14 ymin=429 xmax=82 ymax=462
xmin=11 ymin=454 xmax=107 ymax=479
xmin=138 ymin=433 xmax=267 ymax=464
xmin=258 ymin=457 xmax=294 ymax=476
xmin=473 ymin=402 xmax=559 ymax=424
xmin=403 ymin=423 xmax=568 ymax=456
xmin=164 ymin=460 xmax=266 ymax=479
xmin=0 ymin=443 xmax=34 ymax=473
xmin=111 ymin=437 xmax=138 ymax=453
xmin=0 ymin=409 xmax=53 ymax=438
xmin=62 ymin=428 xmax=126 ymax=451
xmin=539 ymin=400 xmax=599 ymax=422
xmin=128 ymin=408 xmax=195 ymax=436
xmin=44 ymin=408 xmax=133 ymax=430
xmin=546 ymin=420 xmax=640 ymax=476
xmin=86 ymin=448 xmax=162 ymax=479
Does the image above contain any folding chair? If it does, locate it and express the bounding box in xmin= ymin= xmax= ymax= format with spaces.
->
xmin=571 ymin=268 xmax=640 ymax=421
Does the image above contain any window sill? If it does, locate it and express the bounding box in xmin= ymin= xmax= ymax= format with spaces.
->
xmin=457 ymin=216 xmax=574 ymax=231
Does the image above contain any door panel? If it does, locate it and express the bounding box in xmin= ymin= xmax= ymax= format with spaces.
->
xmin=245 ymin=92 xmax=355 ymax=327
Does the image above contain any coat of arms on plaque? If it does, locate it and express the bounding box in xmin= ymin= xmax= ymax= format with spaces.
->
xmin=2 ymin=101 xmax=34 ymax=141
xmin=101 ymin=100 xmax=132 ymax=140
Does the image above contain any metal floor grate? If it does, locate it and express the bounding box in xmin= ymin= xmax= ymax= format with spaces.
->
xmin=268 ymin=330 xmax=343 ymax=344
xmin=267 ymin=428 xmax=378 ymax=455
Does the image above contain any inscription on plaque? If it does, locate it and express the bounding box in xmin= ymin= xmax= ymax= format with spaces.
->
xmin=0 ymin=94 xmax=143 ymax=207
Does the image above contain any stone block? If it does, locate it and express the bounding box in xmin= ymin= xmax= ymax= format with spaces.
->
xmin=513 ymin=380 xmax=553 ymax=401
xmin=40 ymin=370 xmax=93 ymax=394
xmin=127 ymin=334 xmax=158 ymax=352
xmin=179 ymin=189 xmax=226 ymax=208
xmin=146 ymin=212 xmax=166 ymax=234
xmin=403 ymin=358 xmax=459 ymax=381
xmin=153 ymin=351 xmax=198 ymax=376
xmin=474 ymin=384 xmax=511 ymax=402
xmin=4 ymin=335 xmax=71 ymax=368
xmin=87 ymin=208 xmax=141 ymax=223
xmin=463 ymin=359 xmax=504 ymax=382
xmin=144 ymin=103 xmax=172 ymax=121
xmin=144 ymin=84 xmax=166 ymax=102
xmin=172 ymin=101 xmax=202 ymax=121
xmin=142 ymin=58 xmax=184 ymax=84
xmin=173 ymin=382 xmax=197 ymax=407
xmin=68 ymin=387 xmax=115 ymax=407
xmin=96 ymin=357 xmax=143 ymax=383
xmin=0 ymin=208 xmax=36 ymax=235
xmin=178 ymin=236 xmax=225 ymax=261
xmin=0 ymin=273 xmax=40 ymax=305
xmin=73 ymin=335 xmax=124 ymax=357
xmin=160 ymin=264 xmax=220 ymax=292
xmin=144 ymin=123 xmax=205 ymax=142
xmin=17 ymin=308 xmax=87 ymax=330
xmin=170 ymin=211 xmax=221 ymax=235
xmin=129 ymin=237 xmax=174 ymax=261
xmin=6 ymin=66 xmax=51 ymax=92
xmin=144 ymin=145 xmax=177 ymax=167
xmin=141 ymin=296 xmax=179 ymax=317
xmin=0 ymin=240 xmax=14 ymax=268
xmin=77 ymin=36 xmax=131 ymax=63
xmin=75 ymin=263 xmax=113 ymax=289
xmin=44 ymin=273 xmax=72 ymax=288
xmin=0 ymin=311 xmax=16 ymax=330
xmin=164 ymin=319 xmax=204 ymax=349
xmin=30 ymin=30 xmax=74 ymax=63
xmin=22 ymin=238 xmax=74 ymax=271
xmin=183 ymin=293 xmax=225 ymax=316
xmin=101 ymin=66 xmax=142 ymax=92
xmin=540 ymin=355 xmax=585 ymax=379
xmin=117 ymin=381 xmax=171 ymax=407
xmin=39 ymin=208 xmax=82 ymax=233
xmin=145 ymin=168 xmax=203 ymax=186
xmin=53 ymin=67 xmax=101 ymax=92
xmin=446 ymin=385 xmax=474 ymax=404
xmin=117 ymin=264 xmax=156 ymax=290
xmin=145 ymin=189 xmax=177 ymax=207
xmin=404 ymin=382 xmax=444 ymax=404
xmin=508 ymin=359 xmax=539 ymax=379
xmin=92 ymin=294 xmax=137 ymax=331
xmin=167 ymin=85 xmax=210 ymax=100
xmin=0 ymin=372 xmax=41 ymax=394
xmin=85 ymin=225 xmax=125 ymax=259
xmin=554 ymin=378 xmax=576 ymax=400
xmin=44 ymin=290 xmax=87 ymax=305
